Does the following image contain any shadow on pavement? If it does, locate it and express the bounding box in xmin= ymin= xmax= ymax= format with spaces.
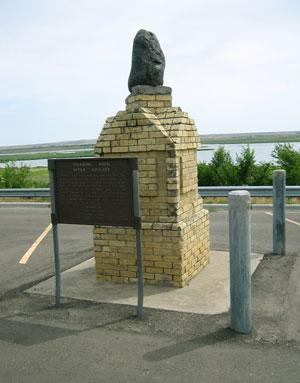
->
xmin=143 ymin=327 xmax=237 ymax=362
xmin=0 ymin=318 xmax=79 ymax=346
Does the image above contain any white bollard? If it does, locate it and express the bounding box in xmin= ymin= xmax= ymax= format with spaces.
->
xmin=229 ymin=190 xmax=251 ymax=334
xmin=273 ymin=170 xmax=286 ymax=255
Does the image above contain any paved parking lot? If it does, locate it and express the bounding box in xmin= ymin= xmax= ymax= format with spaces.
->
xmin=209 ymin=207 xmax=300 ymax=254
xmin=0 ymin=206 xmax=299 ymax=296
xmin=0 ymin=207 xmax=93 ymax=296
xmin=0 ymin=206 xmax=299 ymax=383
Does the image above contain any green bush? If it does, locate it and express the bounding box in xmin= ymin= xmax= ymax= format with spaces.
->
xmin=236 ymin=146 xmax=256 ymax=185
xmin=198 ymin=146 xmax=275 ymax=186
xmin=0 ymin=162 xmax=31 ymax=188
xmin=272 ymin=144 xmax=300 ymax=185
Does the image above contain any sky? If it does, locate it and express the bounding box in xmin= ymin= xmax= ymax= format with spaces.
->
xmin=0 ymin=0 xmax=299 ymax=146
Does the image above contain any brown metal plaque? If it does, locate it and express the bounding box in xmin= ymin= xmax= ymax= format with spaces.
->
xmin=49 ymin=158 xmax=136 ymax=227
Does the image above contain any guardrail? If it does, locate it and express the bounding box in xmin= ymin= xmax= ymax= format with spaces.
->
xmin=0 ymin=186 xmax=299 ymax=198
xmin=198 ymin=186 xmax=300 ymax=197
xmin=0 ymin=188 xmax=50 ymax=197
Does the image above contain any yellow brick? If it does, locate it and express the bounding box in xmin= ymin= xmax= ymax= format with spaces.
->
xmin=155 ymin=95 xmax=172 ymax=101
xmin=144 ymin=260 xmax=154 ymax=267
xmin=94 ymin=105 xmax=211 ymax=287
xmin=103 ymin=270 xmax=120 ymax=276
xmin=154 ymin=261 xmax=172 ymax=268
xmin=154 ymin=274 xmax=172 ymax=281
xmin=172 ymin=275 xmax=183 ymax=282
xmin=109 ymin=240 xmax=126 ymax=247
xmin=111 ymin=121 xmax=126 ymax=127
xmin=119 ymin=259 xmax=136 ymax=266
xmin=137 ymin=119 xmax=151 ymax=126
xmin=164 ymin=268 xmax=182 ymax=276
xmin=146 ymin=267 xmax=163 ymax=274
xmin=101 ymin=258 xmax=118 ymax=265
xmin=137 ymin=95 xmax=156 ymax=101
xmin=147 ymin=101 xmax=164 ymax=107
xmin=138 ymin=138 xmax=156 ymax=145
xmin=144 ymin=273 xmax=155 ymax=279
xmin=144 ymin=256 xmax=164 ymax=263
xmin=102 ymin=128 xmax=121 ymax=135
xmin=112 ymin=146 xmax=128 ymax=153
xmin=129 ymin=145 xmax=146 ymax=152
xmin=120 ymin=271 xmax=136 ymax=278
xmin=94 ymin=227 xmax=108 ymax=234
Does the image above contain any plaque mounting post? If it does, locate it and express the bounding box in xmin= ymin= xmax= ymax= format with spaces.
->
xmin=48 ymin=160 xmax=61 ymax=306
xmin=132 ymin=162 xmax=143 ymax=319
xmin=47 ymin=157 xmax=141 ymax=313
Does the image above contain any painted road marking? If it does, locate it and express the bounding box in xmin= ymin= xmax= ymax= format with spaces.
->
xmin=264 ymin=212 xmax=300 ymax=227
xmin=19 ymin=224 xmax=53 ymax=265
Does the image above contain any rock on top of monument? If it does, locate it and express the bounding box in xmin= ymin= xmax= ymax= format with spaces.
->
xmin=131 ymin=85 xmax=172 ymax=95
xmin=128 ymin=29 xmax=165 ymax=92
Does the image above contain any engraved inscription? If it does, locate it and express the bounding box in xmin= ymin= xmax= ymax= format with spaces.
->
xmin=53 ymin=158 xmax=135 ymax=226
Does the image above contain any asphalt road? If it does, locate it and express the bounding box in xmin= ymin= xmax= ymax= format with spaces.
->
xmin=0 ymin=207 xmax=93 ymax=296
xmin=0 ymin=206 xmax=299 ymax=297
xmin=0 ymin=206 xmax=299 ymax=382
xmin=0 ymin=314 xmax=299 ymax=383
xmin=209 ymin=208 xmax=300 ymax=254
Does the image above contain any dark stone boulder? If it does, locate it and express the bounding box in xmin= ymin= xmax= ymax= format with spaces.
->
xmin=128 ymin=29 xmax=165 ymax=92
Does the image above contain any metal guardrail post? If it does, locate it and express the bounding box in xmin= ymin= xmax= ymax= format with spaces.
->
xmin=229 ymin=190 xmax=252 ymax=334
xmin=273 ymin=170 xmax=286 ymax=255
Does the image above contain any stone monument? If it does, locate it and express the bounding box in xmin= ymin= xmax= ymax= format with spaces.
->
xmin=93 ymin=29 xmax=210 ymax=287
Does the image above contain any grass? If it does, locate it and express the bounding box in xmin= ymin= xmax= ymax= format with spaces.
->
xmin=28 ymin=167 xmax=50 ymax=187
xmin=0 ymin=166 xmax=50 ymax=188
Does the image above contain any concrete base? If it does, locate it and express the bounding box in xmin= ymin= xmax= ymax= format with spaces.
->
xmin=27 ymin=250 xmax=263 ymax=315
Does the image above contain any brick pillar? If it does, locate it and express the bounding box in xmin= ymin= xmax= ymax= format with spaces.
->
xmin=94 ymin=86 xmax=210 ymax=287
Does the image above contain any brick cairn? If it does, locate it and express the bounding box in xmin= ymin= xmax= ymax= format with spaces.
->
xmin=94 ymin=86 xmax=210 ymax=287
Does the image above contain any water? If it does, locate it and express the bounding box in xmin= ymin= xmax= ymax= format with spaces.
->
xmin=0 ymin=142 xmax=299 ymax=168
xmin=198 ymin=142 xmax=300 ymax=164
xmin=0 ymin=159 xmax=47 ymax=168
xmin=0 ymin=148 xmax=90 ymax=168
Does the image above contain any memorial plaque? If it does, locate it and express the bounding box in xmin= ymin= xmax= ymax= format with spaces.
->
xmin=48 ymin=158 xmax=136 ymax=227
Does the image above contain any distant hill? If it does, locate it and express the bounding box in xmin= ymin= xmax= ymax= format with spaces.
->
xmin=1 ymin=131 xmax=299 ymax=155
xmin=0 ymin=140 xmax=96 ymax=155
xmin=201 ymin=131 xmax=300 ymax=144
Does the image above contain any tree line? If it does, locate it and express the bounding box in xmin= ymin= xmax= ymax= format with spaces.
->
xmin=197 ymin=143 xmax=300 ymax=186
xmin=0 ymin=143 xmax=299 ymax=188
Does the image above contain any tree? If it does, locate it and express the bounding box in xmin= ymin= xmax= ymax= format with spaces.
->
xmin=209 ymin=147 xmax=237 ymax=185
xmin=236 ymin=146 xmax=256 ymax=185
xmin=251 ymin=163 xmax=273 ymax=185
xmin=272 ymin=144 xmax=300 ymax=185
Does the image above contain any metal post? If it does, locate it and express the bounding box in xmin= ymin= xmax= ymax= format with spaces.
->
xmin=229 ymin=190 xmax=251 ymax=334
xmin=132 ymin=166 xmax=143 ymax=319
xmin=52 ymin=223 xmax=61 ymax=306
xmin=48 ymin=161 xmax=61 ymax=306
xmin=273 ymin=170 xmax=286 ymax=255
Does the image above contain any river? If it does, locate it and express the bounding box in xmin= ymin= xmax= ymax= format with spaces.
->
xmin=1 ymin=142 xmax=300 ymax=168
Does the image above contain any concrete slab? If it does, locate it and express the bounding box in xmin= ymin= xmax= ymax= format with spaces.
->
xmin=27 ymin=250 xmax=263 ymax=315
